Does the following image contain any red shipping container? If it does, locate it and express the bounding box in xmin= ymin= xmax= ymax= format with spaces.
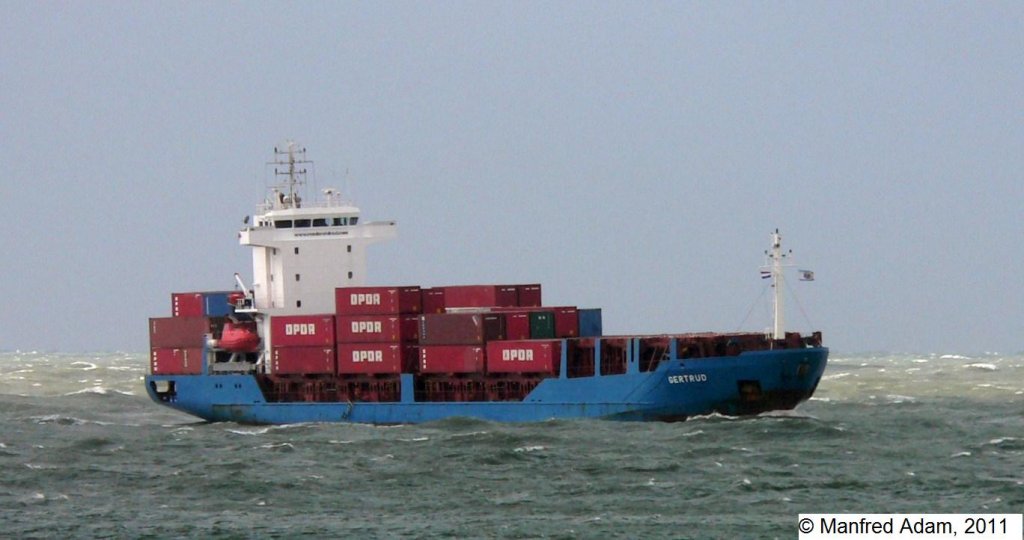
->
xmin=149 ymin=317 xmax=223 ymax=348
xmin=421 ymin=288 xmax=446 ymax=314
xmin=486 ymin=340 xmax=562 ymax=374
xmin=419 ymin=345 xmax=485 ymax=373
xmin=337 ymin=343 xmax=405 ymax=374
xmin=270 ymin=314 xmax=336 ymax=347
xmin=419 ymin=313 xmax=506 ymax=345
xmin=171 ymin=293 xmax=204 ymax=317
xmin=505 ymin=312 xmax=531 ymax=340
xmin=335 ymin=286 xmax=422 ymax=315
xmin=335 ymin=314 xmax=419 ymax=343
xmin=552 ymin=307 xmax=579 ymax=338
xmin=272 ymin=346 xmax=335 ymax=375
xmin=151 ymin=348 xmax=203 ymax=375
xmin=516 ymin=284 xmax=543 ymax=307
xmin=442 ymin=285 xmax=518 ymax=308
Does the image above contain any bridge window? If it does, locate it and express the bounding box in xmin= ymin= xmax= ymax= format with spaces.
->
xmin=295 ymin=219 xmax=311 ymax=228
xmin=332 ymin=217 xmax=347 ymax=226
xmin=275 ymin=220 xmax=293 ymax=228
xmin=313 ymin=218 xmax=328 ymax=227
xmin=350 ymin=217 xmax=358 ymax=225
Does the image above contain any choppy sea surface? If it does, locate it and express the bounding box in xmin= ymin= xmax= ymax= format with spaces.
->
xmin=0 ymin=351 xmax=1021 ymax=539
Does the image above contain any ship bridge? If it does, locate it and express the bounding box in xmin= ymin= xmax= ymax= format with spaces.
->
xmin=239 ymin=142 xmax=396 ymax=315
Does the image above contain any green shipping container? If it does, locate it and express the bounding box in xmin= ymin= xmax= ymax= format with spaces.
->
xmin=528 ymin=311 xmax=556 ymax=339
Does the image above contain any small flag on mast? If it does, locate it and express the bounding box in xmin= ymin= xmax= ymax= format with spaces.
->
xmin=799 ymin=270 xmax=815 ymax=281
xmin=760 ymin=270 xmax=772 ymax=279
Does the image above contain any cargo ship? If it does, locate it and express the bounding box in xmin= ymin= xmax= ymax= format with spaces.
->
xmin=144 ymin=143 xmax=827 ymax=424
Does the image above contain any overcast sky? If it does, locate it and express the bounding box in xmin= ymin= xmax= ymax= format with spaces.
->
xmin=1 ymin=2 xmax=1021 ymax=354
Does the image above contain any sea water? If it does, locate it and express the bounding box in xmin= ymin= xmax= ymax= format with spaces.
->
xmin=0 ymin=351 xmax=1021 ymax=538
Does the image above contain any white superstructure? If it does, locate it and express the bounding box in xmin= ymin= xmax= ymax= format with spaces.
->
xmin=238 ymin=142 xmax=396 ymax=315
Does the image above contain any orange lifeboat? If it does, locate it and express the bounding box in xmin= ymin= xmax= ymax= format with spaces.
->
xmin=217 ymin=321 xmax=261 ymax=353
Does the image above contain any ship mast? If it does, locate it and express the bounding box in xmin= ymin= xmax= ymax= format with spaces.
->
xmin=765 ymin=229 xmax=790 ymax=340
xmin=271 ymin=141 xmax=311 ymax=209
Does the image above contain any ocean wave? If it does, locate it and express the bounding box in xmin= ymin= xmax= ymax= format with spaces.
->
xmin=2 ymin=368 xmax=35 ymax=375
xmin=984 ymin=437 xmax=1022 ymax=448
xmin=965 ymin=363 xmax=997 ymax=371
xmin=63 ymin=386 xmax=109 ymax=396
xmin=69 ymin=362 xmax=98 ymax=371
xmin=446 ymin=430 xmax=490 ymax=439
xmin=258 ymin=442 xmax=295 ymax=452
xmin=228 ymin=427 xmax=272 ymax=436
xmin=29 ymin=414 xmax=105 ymax=426
xmin=513 ymin=445 xmax=545 ymax=453
xmin=397 ymin=436 xmax=430 ymax=443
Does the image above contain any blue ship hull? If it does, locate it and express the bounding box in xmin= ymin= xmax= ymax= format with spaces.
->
xmin=145 ymin=344 xmax=827 ymax=424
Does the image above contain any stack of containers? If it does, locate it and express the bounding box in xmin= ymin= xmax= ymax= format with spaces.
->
xmin=335 ymin=286 xmax=422 ymax=374
xmin=149 ymin=316 xmax=220 ymax=374
xmin=172 ymin=291 xmax=235 ymax=317
xmin=150 ymin=291 xmax=236 ymax=375
xmin=493 ymin=306 xmax=578 ymax=338
xmin=269 ymin=314 xmax=336 ymax=375
xmin=418 ymin=313 xmax=505 ymax=373
xmin=421 ymin=284 xmax=542 ymax=314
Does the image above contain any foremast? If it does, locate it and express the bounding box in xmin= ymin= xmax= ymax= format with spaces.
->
xmin=765 ymin=229 xmax=790 ymax=340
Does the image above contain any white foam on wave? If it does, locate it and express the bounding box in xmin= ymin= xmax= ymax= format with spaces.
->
xmin=70 ymin=361 xmax=98 ymax=371
xmin=950 ymin=451 xmax=972 ymax=458
xmin=398 ymin=436 xmax=430 ymax=442
xmin=965 ymin=363 xmax=997 ymax=371
xmin=63 ymin=386 xmax=109 ymax=396
xmin=449 ymin=430 xmax=489 ymax=439
xmin=513 ymin=445 xmax=545 ymax=453
xmin=228 ymin=427 xmax=271 ymax=436
xmin=986 ymin=437 xmax=1018 ymax=446
xmin=4 ymin=368 xmax=35 ymax=375
xmin=940 ymin=354 xmax=970 ymax=360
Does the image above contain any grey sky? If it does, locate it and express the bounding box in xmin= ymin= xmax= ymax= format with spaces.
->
xmin=1 ymin=2 xmax=1021 ymax=354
